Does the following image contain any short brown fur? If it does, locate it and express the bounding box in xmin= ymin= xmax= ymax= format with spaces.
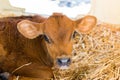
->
xmin=0 ymin=16 xmax=53 ymax=79
xmin=0 ymin=14 xmax=96 ymax=80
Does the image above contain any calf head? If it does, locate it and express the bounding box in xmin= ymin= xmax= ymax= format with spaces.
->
xmin=17 ymin=13 xmax=97 ymax=69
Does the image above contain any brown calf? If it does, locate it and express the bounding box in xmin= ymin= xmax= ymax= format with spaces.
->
xmin=0 ymin=13 xmax=96 ymax=80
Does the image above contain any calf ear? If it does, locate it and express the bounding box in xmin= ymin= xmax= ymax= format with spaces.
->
xmin=75 ymin=15 xmax=97 ymax=33
xmin=17 ymin=20 xmax=44 ymax=39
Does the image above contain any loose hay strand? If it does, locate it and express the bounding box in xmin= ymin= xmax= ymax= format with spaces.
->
xmin=12 ymin=62 xmax=32 ymax=74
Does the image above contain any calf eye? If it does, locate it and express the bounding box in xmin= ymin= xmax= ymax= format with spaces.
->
xmin=72 ymin=31 xmax=77 ymax=39
xmin=43 ymin=35 xmax=51 ymax=43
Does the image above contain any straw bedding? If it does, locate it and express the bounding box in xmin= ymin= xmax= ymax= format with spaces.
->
xmin=14 ymin=23 xmax=120 ymax=80
xmin=53 ymin=23 xmax=120 ymax=80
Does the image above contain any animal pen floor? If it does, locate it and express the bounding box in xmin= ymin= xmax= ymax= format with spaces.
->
xmin=13 ymin=23 xmax=120 ymax=80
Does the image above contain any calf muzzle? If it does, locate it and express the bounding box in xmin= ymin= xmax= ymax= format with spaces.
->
xmin=56 ymin=58 xmax=71 ymax=69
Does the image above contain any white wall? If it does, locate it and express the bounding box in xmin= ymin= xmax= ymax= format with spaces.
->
xmin=90 ymin=0 xmax=120 ymax=24
xmin=9 ymin=0 xmax=91 ymax=18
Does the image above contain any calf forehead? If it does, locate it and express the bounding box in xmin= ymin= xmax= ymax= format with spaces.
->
xmin=44 ymin=15 xmax=75 ymax=41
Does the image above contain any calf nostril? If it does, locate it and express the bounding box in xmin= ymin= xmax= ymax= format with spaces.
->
xmin=57 ymin=59 xmax=62 ymax=65
xmin=57 ymin=58 xmax=71 ymax=66
xmin=67 ymin=58 xmax=71 ymax=63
